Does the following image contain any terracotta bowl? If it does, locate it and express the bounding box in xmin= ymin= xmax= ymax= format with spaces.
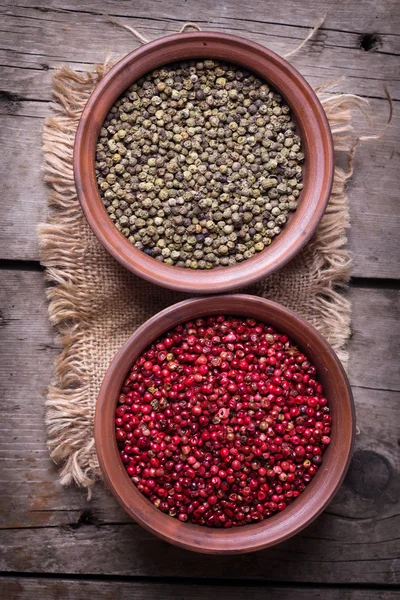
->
xmin=95 ymin=294 xmax=354 ymax=554
xmin=74 ymin=32 xmax=333 ymax=293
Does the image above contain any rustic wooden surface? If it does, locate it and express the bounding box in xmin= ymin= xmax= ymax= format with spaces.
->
xmin=0 ymin=0 xmax=399 ymax=598
xmin=0 ymin=579 xmax=399 ymax=600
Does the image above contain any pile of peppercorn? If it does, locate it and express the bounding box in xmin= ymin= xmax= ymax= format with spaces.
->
xmin=116 ymin=316 xmax=331 ymax=527
xmin=96 ymin=60 xmax=304 ymax=269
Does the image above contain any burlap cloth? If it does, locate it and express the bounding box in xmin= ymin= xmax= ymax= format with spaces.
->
xmin=38 ymin=32 xmax=366 ymax=493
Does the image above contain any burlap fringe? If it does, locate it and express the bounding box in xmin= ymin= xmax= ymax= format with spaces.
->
xmin=305 ymin=96 xmax=355 ymax=364
xmin=38 ymin=59 xmax=368 ymax=492
xmin=38 ymin=67 xmax=108 ymax=492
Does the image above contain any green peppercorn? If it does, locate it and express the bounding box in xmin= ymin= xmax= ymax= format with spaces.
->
xmin=96 ymin=59 xmax=303 ymax=269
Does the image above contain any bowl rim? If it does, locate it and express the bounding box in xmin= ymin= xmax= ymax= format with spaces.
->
xmin=74 ymin=31 xmax=334 ymax=293
xmin=94 ymin=294 xmax=355 ymax=554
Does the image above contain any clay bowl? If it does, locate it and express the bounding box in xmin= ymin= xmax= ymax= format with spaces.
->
xmin=74 ymin=32 xmax=333 ymax=293
xmin=95 ymin=294 xmax=354 ymax=554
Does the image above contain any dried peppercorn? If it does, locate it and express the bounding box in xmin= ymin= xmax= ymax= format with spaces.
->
xmin=116 ymin=315 xmax=330 ymax=527
xmin=96 ymin=60 xmax=304 ymax=269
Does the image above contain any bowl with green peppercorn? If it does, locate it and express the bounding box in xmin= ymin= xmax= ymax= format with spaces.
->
xmin=74 ymin=32 xmax=333 ymax=292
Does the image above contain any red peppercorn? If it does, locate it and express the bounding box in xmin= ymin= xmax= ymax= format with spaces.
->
xmin=115 ymin=315 xmax=331 ymax=528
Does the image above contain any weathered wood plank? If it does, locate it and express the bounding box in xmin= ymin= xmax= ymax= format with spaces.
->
xmin=0 ymin=272 xmax=398 ymax=440
xmin=1 ymin=5 xmax=399 ymax=101
xmin=1 ymin=384 xmax=399 ymax=526
xmin=2 ymin=0 xmax=400 ymax=51
xmin=0 ymin=271 xmax=399 ymax=582
xmin=0 ymin=98 xmax=399 ymax=277
xmin=2 ymin=386 xmax=398 ymax=526
xmin=0 ymin=511 xmax=399 ymax=583
xmin=57 ymin=0 xmax=400 ymax=35
xmin=0 ymin=578 xmax=398 ymax=600
xmin=349 ymin=286 xmax=400 ymax=391
xmin=1 ymin=116 xmax=48 ymax=260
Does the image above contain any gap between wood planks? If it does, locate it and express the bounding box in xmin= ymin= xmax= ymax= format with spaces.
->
xmin=0 ymin=572 xmax=399 ymax=590
xmin=1 ymin=260 xmax=400 ymax=291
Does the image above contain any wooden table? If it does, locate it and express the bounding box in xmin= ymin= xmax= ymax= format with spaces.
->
xmin=1 ymin=1 xmax=399 ymax=598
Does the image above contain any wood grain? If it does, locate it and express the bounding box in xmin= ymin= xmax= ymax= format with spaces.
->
xmin=0 ymin=578 xmax=398 ymax=600
xmin=1 ymin=101 xmax=399 ymax=276
xmin=1 ymin=383 xmax=397 ymax=528
xmin=1 ymin=0 xmax=399 ymax=589
xmin=0 ymin=511 xmax=399 ymax=583
xmin=349 ymin=286 xmax=400 ymax=391
xmin=0 ymin=271 xmax=398 ymax=581
xmin=0 ymin=0 xmax=399 ymax=278
xmin=1 ymin=6 xmax=398 ymax=101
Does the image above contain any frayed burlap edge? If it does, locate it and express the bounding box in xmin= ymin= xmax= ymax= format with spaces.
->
xmin=38 ymin=65 xmax=110 ymax=491
xmin=38 ymin=61 xmax=365 ymax=493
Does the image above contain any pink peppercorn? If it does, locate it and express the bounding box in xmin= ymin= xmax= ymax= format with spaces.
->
xmin=115 ymin=315 xmax=331 ymax=528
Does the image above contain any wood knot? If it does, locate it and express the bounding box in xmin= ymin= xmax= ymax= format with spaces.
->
xmin=69 ymin=510 xmax=100 ymax=529
xmin=0 ymin=91 xmax=22 ymax=115
xmin=359 ymin=33 xmax=381 ymax=52
xmin=345 ymin=450 xmax=391 ymax=498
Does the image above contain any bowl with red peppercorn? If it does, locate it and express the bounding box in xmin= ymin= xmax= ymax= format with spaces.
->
xmin=95 ymin=294 xmax=354 ymax=554
xmin=74 ymin=31 xmax=333 ymax=293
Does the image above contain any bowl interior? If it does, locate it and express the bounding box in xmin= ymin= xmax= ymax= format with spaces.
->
xmin=95 ymin=295 xmax=354 ymax=554
xmin=74 ymin=32 xmax=333 ymax=293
